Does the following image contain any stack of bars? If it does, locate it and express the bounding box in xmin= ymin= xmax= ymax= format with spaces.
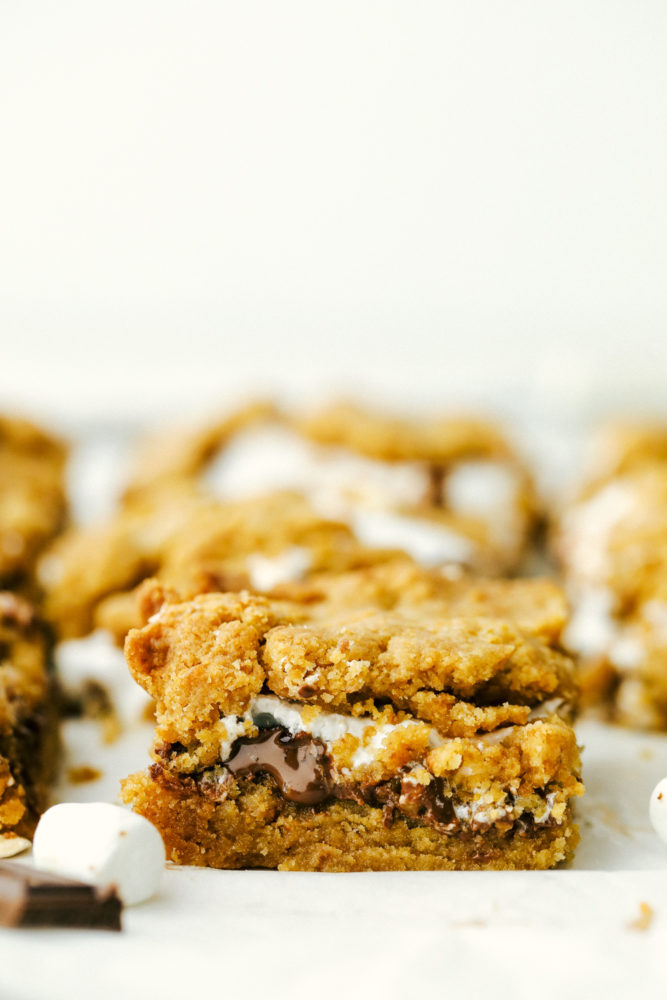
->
xmin=0 ymin=417 xmax=68 ymax=843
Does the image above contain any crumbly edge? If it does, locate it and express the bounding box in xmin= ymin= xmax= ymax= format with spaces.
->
xmin=121 ymin=770 xmax=579 ymax=872
xmin=0 ymin=593 xmax=59 ymax=835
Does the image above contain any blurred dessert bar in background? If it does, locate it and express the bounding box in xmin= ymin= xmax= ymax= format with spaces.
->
xmin=555 ymin=421 xmax=667 ymax=729
xmin=0 ymin=415 xmax=67 ymax=841
xmin=39 ymin=401 xmax=538 ymax=646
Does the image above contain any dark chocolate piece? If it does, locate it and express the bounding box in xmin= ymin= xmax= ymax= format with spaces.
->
xmin=0 ymin=861 xmax=122 ymax=931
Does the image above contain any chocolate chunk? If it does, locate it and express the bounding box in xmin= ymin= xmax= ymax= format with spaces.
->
xmin=0 ymin=861 xmax=122 ymax=930
xmin=225 ymin=729 xmax=333 ymax=805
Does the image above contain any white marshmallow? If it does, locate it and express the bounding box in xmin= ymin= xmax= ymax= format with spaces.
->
xmin=32 ymin=802 xmax=165 ymax=906
xmin=649 ymin=778 xmax=667 ymax=844
xmin=246 ymin=546 xmax=312 ymax=592
xmin=351 ymin=508 xmax=476 ymax=566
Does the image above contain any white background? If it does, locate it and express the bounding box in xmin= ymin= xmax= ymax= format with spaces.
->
xmin=1 ymin=1 xmax=666 ymax=424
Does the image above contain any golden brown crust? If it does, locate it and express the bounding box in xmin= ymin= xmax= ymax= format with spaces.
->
xmin=262 ymin=616 xmax=573 ymax=710
xmin=125 ymin=588 xmax=274 ymax=761
xmin=274 ymin=560 xmax=568 ymax=642
xmin=293 ymin=402 xmax=513 ymax=464
xmin=0 ymin=415 xmax=68 ymax=584
xmin=584 ymin=420 xmax=667 ymax=484
xmin=41 ymin=489 xmax=397 ymax=641
xmin=123 ymin=400 xmax=279 ymax=498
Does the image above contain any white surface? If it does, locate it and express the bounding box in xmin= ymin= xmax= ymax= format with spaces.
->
xmin=649 ymin=778 xmax=667 ymax=845
xmin=1 ymin=2 xmax=667 ymax=421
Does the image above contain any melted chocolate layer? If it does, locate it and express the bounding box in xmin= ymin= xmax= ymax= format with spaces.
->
xmin=225 ymin=729 xmax=333 ymax=805
xmin=156 ymin=726 xmax=561 ymax=837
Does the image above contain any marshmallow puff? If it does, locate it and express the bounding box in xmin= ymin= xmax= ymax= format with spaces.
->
xmin=32 ymin=802 xmax=165 ymax=905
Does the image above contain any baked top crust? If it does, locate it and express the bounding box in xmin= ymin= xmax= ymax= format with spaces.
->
xmin=126 ymin=571 xmax=575 ymax=755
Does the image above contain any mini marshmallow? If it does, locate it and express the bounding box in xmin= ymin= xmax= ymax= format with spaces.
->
xmin=649 ymin=778 xmax=667 ymax=844
xmin=32 ymin=802 xmax=165 ymax=906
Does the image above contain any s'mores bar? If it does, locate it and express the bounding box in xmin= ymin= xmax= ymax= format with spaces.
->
xmin=126 ymin=401 xmax=537 ymax=576
xmin=121 ymin=571 xmax=582 ymax=871
xmin=555 ymin=422 xmax=667 ymax=728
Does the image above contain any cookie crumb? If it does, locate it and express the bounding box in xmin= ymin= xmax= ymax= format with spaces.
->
xmin=628 ymin=901 xmax=654 ymax=932
xmin=66 ymin=765 xmax=103 ymax=785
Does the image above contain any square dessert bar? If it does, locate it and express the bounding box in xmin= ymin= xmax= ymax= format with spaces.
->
xmin=556 ymin=422 xmax=667 ymax=728
xmin=121 ymin=570 xmax=583 ymax=871
xmin=0 ymin=592 xmax=58 ymax=840
xmin=125 ymin=401 xmax=537 ymax=576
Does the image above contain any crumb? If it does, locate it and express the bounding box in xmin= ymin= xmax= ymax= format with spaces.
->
xmin=628 ymin=901 xmax=654 ymax=932
xmin=66 ymin=765 xmax=103 ymax=785
xmin=586 ymin=801 xmax=631 ymax=837
xmin=639 ymin=747 xmax=654 ymax=761
xmin=102 ymin=713 xmax=122 ymax=744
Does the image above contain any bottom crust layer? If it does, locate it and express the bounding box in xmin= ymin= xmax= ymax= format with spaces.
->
xmin=121 ymin=771 xmax=579 ymax=872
